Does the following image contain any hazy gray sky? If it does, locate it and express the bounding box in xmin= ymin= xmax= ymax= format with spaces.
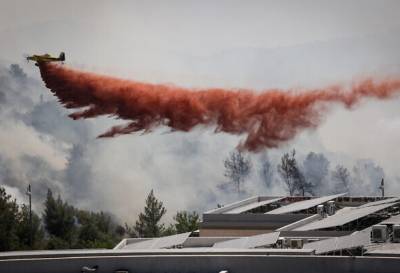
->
xmin=2 ymin=0 xmax=400 ymax=81
xmin=1 ymin=0 xmax=400 ymax=220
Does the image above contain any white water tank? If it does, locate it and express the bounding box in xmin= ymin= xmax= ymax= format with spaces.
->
xmin=371 ymin=224 xmax=388 ymax=243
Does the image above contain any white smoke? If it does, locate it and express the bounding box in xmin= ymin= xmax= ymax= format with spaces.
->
xmin=1 ymin=21 xmax=400 ymax=223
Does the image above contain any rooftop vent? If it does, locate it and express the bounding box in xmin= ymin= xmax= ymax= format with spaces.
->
xmin=289 ymin=239 xmax=304 ymax=249
xmin=371 ymin=225 xmax=388 ymax=243
xmin=327 ymin=201 xmax=336 ymax=216
xmin=317 ymin=205 xmax=325 ymax=218
xmin=392 ymin=224 xmax=400 ymax=243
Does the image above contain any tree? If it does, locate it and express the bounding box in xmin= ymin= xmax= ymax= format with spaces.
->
xmin=0 ymin=187 xmax=19 ymax=251
xmin=294 ymin=168 xmax=311 ymax=196
xmin=352 ymin=159 xmax=385 ymax=196
xmin=224 ymin=150 xmax=252 ymax=194
xmin=75 ymin=210 xmax=119 ymax=249
xmin=160 ymin=211 xmax=200 ymax=236
xmin=43 ymin=189 xmax=75 ymax=246
xmin=96 ymin=212 xmax=113 ymax=234
xmin=124 ymin=223 xmax=137 ymax=238
xmin=75 ymin=210 xmax=102 ymax=247
xmin=115 ymin=225 xmax=126 ymax=237
xmin=0 ymin=186 xmax=45 ymax=251
xmin=332 ymin=165 xmax=350 ymax=194
xmin=303 ymin=152 xmax=329 ymax=195
xmin=277 ymin=150 xmax=297 ymax=195
xmin=0 ymin=186 xmax=122 ymax=250
xmin=46 ymin=236 xmax=70 ymax=249
xmin=260 ymin=154 xmax=274 ymax=188
xmin=134 ymin=190 xmax=166 ymax=238
xmin=278 ymin=150 xmax=312 ymax=196
xmin=16 ymin=204 xmax=45 ymax=250
xmin=174 ymin=211 xmax=200 ymax=233
xmin=77 ymin=220 xmax=114 ymax=248
xmin=162 ymin=224 xmax=177 ymax=236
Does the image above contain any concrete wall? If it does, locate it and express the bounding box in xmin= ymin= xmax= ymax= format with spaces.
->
xmin=2 ymin=254 xmax=400 ymax=273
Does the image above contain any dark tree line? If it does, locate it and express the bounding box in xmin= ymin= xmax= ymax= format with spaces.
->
xmin=223 ymin=148 xmax=384 ymax=197
xmin=0 ymin=187 xmax=200 ymax=251
xmin=0 ymin=187 xmax=44 ymax=251
xmin=332 ymin=165 xmax=350 ymax=194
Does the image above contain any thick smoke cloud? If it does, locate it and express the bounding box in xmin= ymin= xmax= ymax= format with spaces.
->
xmin=0 ymin=63 xmax=243 ymax=220
xmin=0 ymin=61 xmax=398 ymax=223
xmin=351 ymin=159 xmax=385 ymax=196
xmin=38 ymin=63 xmax=400 ymax=151
xmin=0 ymin=63 xmax=93 ymax=211
xmin=303 ymin=152 xmax=330 ymax=195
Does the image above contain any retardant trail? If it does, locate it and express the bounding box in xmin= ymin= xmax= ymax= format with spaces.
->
xmin=38 ymin=63 xmax=400 ymax=151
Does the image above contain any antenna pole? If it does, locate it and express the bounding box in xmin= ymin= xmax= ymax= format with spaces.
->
xmin=26 ymin=184 xmax=32 ymax=248
xmin=380 ymin=178 xmax=384 ymax=197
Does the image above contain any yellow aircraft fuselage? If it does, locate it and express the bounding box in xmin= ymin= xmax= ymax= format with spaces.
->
xmin=27 ymin=52 xmax=65 ymax=66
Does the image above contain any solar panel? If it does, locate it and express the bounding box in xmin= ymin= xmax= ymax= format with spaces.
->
xmin=365 ymin=243 xmax=400 ymax=256
xmin=225 ymin=197 xmax=284 ymax=214
xmin=213 ymin=232 xmax=280 ymax=249
xmin=303 ymin=228 xmax=371 ymax=254
xmin=266 ymin=193 xmax=347 ymax=214
xmin=123 ymin=232 xmax=191 ymax=249
xmin=357 ymin=197 xmax=400 ymax=208
xmin=380 ymin=214 xmax=400 ymax=225
xmin=205 ymin=196 xmax=284 ymax=214
xmin=295 ymin=203 xmax=397 ymax=231
xmin=204 ymin=196 xmax=260 ymax=214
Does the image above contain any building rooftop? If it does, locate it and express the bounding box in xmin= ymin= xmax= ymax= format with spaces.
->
xmin=3 ymin=194 xmax=400 ymax=264
xmin=196 ymin=194 xmax=400 ymax=256
xmin=294 ymin=202 xmax=396 ymax=231
xmin=107 ymin=194 xmax=400 ymax=258
xmin=266 ymin=193 xmax=346 ymax=215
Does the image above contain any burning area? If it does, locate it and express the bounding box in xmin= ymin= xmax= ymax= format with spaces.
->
xmin=39 ymin=63 xmax=400 ymax=151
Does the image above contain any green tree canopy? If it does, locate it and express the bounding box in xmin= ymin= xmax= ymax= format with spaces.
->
xmin=75 ymin=209 xmax=118 ymax=248
xmin=0 ymin=187 xmax=19 ymax=251
xmin=174 ymin=211 xmax=200 ymax=234
xmin=0 ymin=186 xmax=121 ymax=250
xmin=134 ymin=190 xmax=166 ymax=237
xmin=0 ymin=186 xmax=45 ymax=250
xmin=43 ymin=189 xmax=75 ymax=245
xmin=16 ymin=204 xmax=45 ymax=250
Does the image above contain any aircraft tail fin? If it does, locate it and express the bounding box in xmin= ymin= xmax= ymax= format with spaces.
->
xmin=59 ymin=52 xmax=65 ymax=61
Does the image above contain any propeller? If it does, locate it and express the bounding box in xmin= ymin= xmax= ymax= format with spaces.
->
xmin=22 ymin=53 xmax=30 ymax=63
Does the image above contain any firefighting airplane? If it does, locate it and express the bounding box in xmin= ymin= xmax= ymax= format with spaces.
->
xmin=26 ymin=52 xmax=65 ymax=66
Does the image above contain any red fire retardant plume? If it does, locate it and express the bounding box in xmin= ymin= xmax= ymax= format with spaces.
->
xmin=39 ymin=63 xmax=400 ymax=152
